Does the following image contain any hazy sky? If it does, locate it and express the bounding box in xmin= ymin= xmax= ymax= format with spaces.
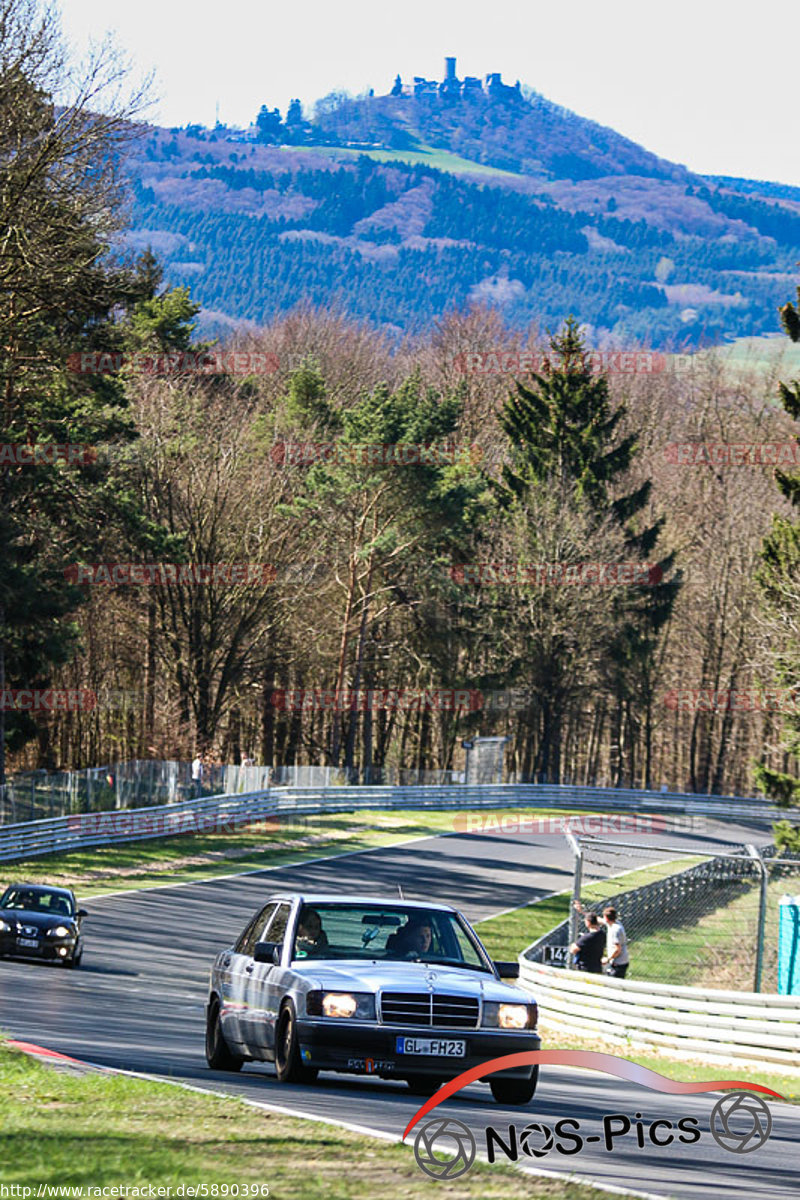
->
xmin=61 ymin=0 xmax=800 ymax=186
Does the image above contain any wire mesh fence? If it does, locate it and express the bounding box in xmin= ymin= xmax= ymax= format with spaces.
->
xmin=567 ymin=838 xmax=800 ymax=992
xmin=0 ymin=760 xmax=468 ymax=823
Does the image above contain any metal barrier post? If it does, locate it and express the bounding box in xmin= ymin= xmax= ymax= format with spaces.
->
xmin=567 ymin=831 xmax=582 ymax=944
xmin=746 ymin=844 xmax=768 ymax=993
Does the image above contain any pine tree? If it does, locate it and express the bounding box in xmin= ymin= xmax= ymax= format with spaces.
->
xmin=755 ymin=291 xmax=800 ymax=847
xmin=497 ymin=318 xmax=678 ymax=784
xmin=0 ymin=3 xmax=152 ymax=780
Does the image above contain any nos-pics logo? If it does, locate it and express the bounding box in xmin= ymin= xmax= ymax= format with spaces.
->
xmin=403 ymin=1052 xmax=781 ymax=1182
xmin=413 ymin=1093 xmax=773 ymax=1180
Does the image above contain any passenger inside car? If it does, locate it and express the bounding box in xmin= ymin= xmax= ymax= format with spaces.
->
xmin=295 ymin=907 xmax=329 ymax=953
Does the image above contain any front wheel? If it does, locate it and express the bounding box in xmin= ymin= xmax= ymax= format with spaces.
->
xmin=274 ymin=1005 xmax=318 ymax=1084
xmin=490 ymin=1066 xmax=539 ymax=1106
xmin=66 ymin=945 xmax=83 ymax=969
xmin=205 ymin=998 xmax=244 ymax=1072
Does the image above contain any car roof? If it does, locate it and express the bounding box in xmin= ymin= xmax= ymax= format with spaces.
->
xmin=4 ymin=882 xmax=75 ymax=897
xmin=266 ymin=893 xmax=457 ymax=912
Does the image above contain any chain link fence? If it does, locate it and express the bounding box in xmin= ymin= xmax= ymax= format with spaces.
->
xmin=0 ymin=761 xmax=470 ymax=823
xmin=564 ymin=838 xmax=800 ymax=992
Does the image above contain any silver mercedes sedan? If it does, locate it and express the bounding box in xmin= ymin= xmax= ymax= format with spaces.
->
xmin=205 ymin=893 xmax=541 ymax=1105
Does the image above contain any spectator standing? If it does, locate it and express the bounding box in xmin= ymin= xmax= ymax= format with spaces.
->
xmin=601 ymin=906 xmax=630 ymax=978
xmin=191 ymin=754 xmax=204 ymax=798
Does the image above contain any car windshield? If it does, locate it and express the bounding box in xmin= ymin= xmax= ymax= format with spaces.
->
xmin=291 ymin=903 xmax=491 ymax=971
xmin=0 ymin=888 xmax=74 ymax=916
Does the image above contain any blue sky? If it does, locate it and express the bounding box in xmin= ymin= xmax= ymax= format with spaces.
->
xmin=61 ymin=0 xmax=800 ymax=186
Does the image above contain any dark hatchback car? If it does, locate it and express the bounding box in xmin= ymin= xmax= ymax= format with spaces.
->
xmin=0 ymin=883 xmax=86 ymax=967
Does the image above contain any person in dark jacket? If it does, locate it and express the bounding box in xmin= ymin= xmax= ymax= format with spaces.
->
xmin=569 ymin=911 xmax=605 ymax=973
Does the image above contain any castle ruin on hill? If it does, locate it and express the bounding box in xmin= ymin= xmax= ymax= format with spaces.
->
xmin=391 ymin=57 xmax=521 ymax=100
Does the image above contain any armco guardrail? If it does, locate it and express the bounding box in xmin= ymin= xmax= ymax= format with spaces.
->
xmin=518 ymin=958 xmax=800 ymax=1073
xmin=0 ymin=791 xmax=280 ymax=862
xmin=0 ymin=781 xmax=796 ymax=864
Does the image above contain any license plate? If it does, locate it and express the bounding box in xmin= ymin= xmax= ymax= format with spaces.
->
xmin=17 ymin=938 xmax=38 ymax=948
xmin=396 ymin=1037 xmax=465 ymax=1057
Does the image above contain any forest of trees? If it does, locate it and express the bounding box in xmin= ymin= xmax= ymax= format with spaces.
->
xmin=127 ymin=134 xmax=799 ymax=348
xmin=2 ymin=0 xmax=800 ymax=826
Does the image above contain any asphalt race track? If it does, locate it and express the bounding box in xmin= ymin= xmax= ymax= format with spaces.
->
xmin=0 ymin=818 xmax=796 ymax=1199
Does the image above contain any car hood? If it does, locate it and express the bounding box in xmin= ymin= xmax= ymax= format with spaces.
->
xmin=288 ymin=959 xmax=535 ymax=1003
xmin=0 ymin=909 xmax=75 ymax=930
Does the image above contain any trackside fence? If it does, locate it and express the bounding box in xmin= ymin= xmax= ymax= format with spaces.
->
xmin=525 ymin=839 xmax=800 ymax=993
xmin=526 ymin=846 xmax=761 ymax=973
xmin=0 ymin=763 xmax=464 ymax=822
xmin=2 ymin=775 xmax=793 ymax=827
xmin=0 ymin=783 xmax=798 ymax=864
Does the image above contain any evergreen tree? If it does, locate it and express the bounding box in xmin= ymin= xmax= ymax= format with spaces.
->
xmin=496 ymin=318 xmax=678 ymax=784
xmin=279 ymin=371 xmax=484 ymax=770
xmin=0 ymin=2 xmax=152 ymax=779
xmin=256 ymin=105 xmax=283 ymax=144
xmin=755 ymin=290 xmax=800 ymax=848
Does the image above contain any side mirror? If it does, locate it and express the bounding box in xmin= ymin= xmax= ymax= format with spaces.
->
xmin=494 ymin=960 xmax=520 ymax=980
xmin=254 ymin=940 xmax=281 ymax=964
xmin=77 ymin=910 xmax=88 ymax=918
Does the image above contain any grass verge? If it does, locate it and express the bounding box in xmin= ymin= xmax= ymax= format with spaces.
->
xmin=0 ymin=1040 xmax=619 ymax=1199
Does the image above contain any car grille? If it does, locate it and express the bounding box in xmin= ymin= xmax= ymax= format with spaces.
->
xmin=21 ymin=925 xmax=37 ymax=937
xmin=380 ymin=992 xmax=479 ymax=1028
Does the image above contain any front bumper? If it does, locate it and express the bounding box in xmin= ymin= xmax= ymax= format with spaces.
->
xmin=296 ymin=1019 xmax=541 ymax=1079
xmin=0 ymin=933 xmax=77 ymax=962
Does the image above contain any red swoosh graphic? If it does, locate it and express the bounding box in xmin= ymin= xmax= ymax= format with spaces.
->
xmin=402 ymin=1050 xmax=785 ymax=1139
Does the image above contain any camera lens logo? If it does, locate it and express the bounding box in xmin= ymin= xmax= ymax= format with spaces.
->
xmin=710 ymin=1092 xmax=772 ymax=1154
xmin=519 ymin=1122 xmax=554 ymax=1158
xmin=414 ymin=1117 xmax=476 ymax=1179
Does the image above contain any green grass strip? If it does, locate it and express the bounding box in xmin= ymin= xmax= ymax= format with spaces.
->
xmin=0 ymin=1041 xmax=620 ymax=1198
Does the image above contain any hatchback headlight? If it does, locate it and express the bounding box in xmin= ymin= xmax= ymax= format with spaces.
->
xmin=306 ymin=991 xmax=376 ymax=1020
xmin=0 ymin=919 xmax=10 ymax=933
xmin=48 ymin=925 xmax=73 ymax=939
xmin=483 ymin=1001 xmax=537 ymax=1030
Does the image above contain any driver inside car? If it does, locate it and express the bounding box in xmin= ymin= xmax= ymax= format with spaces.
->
xmin=392 ymin=918 xmax=433 ymax=958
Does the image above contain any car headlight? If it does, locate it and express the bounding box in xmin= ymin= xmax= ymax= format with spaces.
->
xmin=483 ymin=1002 xmax=537 ymax=1030
xmin=0 ymin=919 xmax=10 ymax=932
xmin=48 ymin=925 xmax=73 ymax=938
xmin=306 ymin=991 xmax=376 ymax=1020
